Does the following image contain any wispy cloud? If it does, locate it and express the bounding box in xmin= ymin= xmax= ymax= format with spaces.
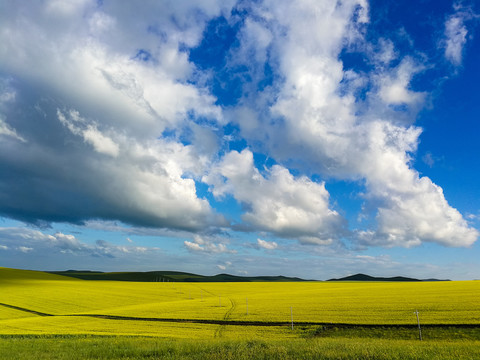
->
xmin=0 ymin=117 xmax=26 ymax=142
xmin=444 ymin=6 xmax=467 ymax=65
xmin=0 ymin=227 xmax=157 ymax=259
xmin=443 ymin=2 xmax=477 ymax=66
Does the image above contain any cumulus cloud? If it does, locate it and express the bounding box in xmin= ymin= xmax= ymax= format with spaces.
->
xmin=377 ymin=58 xmax=426 ymax=106
xmin=0 ymin=0 xmax=477 ymax=254
xmin=222 ymin=0 xmax=477 ymax=248
xmin=360 ymin=177 xmax=479 ymax=247
xmin=205 ymin=149 xmax=346 ymax=244
xmin=257 ymin=238 xmax=278 ymax=250
xmin=0 ymin=0 xmax=230 ymax=231
xmin=184 ymin=235 xmax=236 ymax=254
xmin=354 ymin=122 xmax=479 ymax=247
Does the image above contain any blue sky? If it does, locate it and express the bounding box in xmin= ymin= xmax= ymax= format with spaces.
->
xmin=0 ymin=0 xmax=479 ymax=280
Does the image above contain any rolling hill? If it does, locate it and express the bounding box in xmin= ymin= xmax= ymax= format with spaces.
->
xmin=48 ymin=270 xmax=309 ymax=282
xmin=327 ymin=273 xmax=450 ymax=282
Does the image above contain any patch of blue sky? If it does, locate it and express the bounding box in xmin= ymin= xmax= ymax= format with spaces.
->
xmin=256 ymin=62 xmax=275 ymax=92
xmin=195 ymin=180 xmax=243 ymax=224
xmin=189 ymin=15 xmax=246 ymax=106
xmin=414 ymin=49 xmax=480 ymax=216
xmin=252 ymin=151 xmax=278 ymax=173
xmin=0 ymin=217 xmax=25 ymax=228
xmin=367 ymin=0 xmax=452 ymax=54
xmin=189 ymin=16 xmax=240 ymax=70
xmin=132 ymin=49 xmax=153 ymax=63
xmin=323 ymin=179 xmax=368 ymax=226
xmin=222 ymin=122 xmax=247 ymax=152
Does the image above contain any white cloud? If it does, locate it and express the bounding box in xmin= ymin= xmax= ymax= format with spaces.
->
xmin=45 ymin=0 xmax=92 ymax=17
xmin=376 ymin=38 xmax=397 ymax=65
xmin=216 ymin=261 xmax=233 ymax=272
xmin=205 ymin=149 xmax=345 ymax=244
xmin=0 ymin=227 xmax=155 ymax=258
xmin=0 ymin=0 xmax=477 ymax=254
xmin=0 ymin=0 xmax=232 ymax=231
xmin=50 ymin=232 xmax=88 ymax=253
xmin=18 ymin=246 xmax=34 ymax=253
xmin=378 ymin=58 xmax=426 ymax=106
xmin=95 ymin=239 xmax=149 ymax=255
xmin=365 ymin=178 xmax=478 ymax=248
xmin=82 ymin=126 xmax=119 ymax=157
xmin=0 ymin=117 xmax=26 ymax=142
xmin=443 ymin=3 xmax=473 ymax=66
xmin=257 ymin=238 xmax=278 ymax=250
xmin=225 ymin=0 xmax=477 ymax=248
xmin=466 ymin=213 xmax=479 ymax=221
xmin=354 ymin=121 xmax=479 ymax=247
xmin=184 ymin=240 xmax=203 ymax=252
xmin=184 ymin=235 xmax=236 ymax=254
xmin=445 ymin=16 xmax=467 ymax=65
xmin=58 ymin=109 xmax=120 ymax=157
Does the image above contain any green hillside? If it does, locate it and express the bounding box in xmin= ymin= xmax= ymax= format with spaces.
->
xmin=0 ymin=267 xmax=79 ymax=283
xmin=49 ymin=270 xmax=309 ymax=282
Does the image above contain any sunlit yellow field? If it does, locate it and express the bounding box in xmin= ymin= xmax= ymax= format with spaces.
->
xmin=1 ymin=267 xmax=479 ymax=339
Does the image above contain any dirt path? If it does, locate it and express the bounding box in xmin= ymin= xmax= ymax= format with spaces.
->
xmin=214 ymin=297 xmax=237 ymax=338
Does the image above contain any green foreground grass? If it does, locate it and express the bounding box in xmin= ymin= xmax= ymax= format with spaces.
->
xmin=1 ymin=335 xmax=479 ymax=360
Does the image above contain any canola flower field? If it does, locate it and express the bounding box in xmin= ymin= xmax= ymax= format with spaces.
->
xmin=1 ymin=267 xmax=479 ymax=359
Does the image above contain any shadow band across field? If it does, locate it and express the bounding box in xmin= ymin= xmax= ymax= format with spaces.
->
xmin=1 ymin=302 xmax=479 ymax=330
xmin=0 ymin=302 xmax=53 ymax=317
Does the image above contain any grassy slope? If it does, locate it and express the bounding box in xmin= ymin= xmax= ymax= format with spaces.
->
xmin=0 ymin=267 xmax=76 ymax=282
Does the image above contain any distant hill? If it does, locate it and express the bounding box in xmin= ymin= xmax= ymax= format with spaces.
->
xmin=45 ymin=270 xmax=450 ymax=282
xmin=327 ymin=273 xmax=450 ymax=282
xmin=49 ymin=270 xmax=309 ymax=282
xmin=0 ymin=267 xmax=81 ymax=282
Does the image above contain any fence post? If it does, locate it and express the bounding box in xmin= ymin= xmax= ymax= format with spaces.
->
xmin=414 ymin=310 xmax=422 ymax=341
xmin=290 ymin=306 xmax=294 ymax=330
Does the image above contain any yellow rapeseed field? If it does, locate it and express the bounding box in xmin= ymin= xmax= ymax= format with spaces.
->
xmin=1 ymin=267 xmax=479 ymax=338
